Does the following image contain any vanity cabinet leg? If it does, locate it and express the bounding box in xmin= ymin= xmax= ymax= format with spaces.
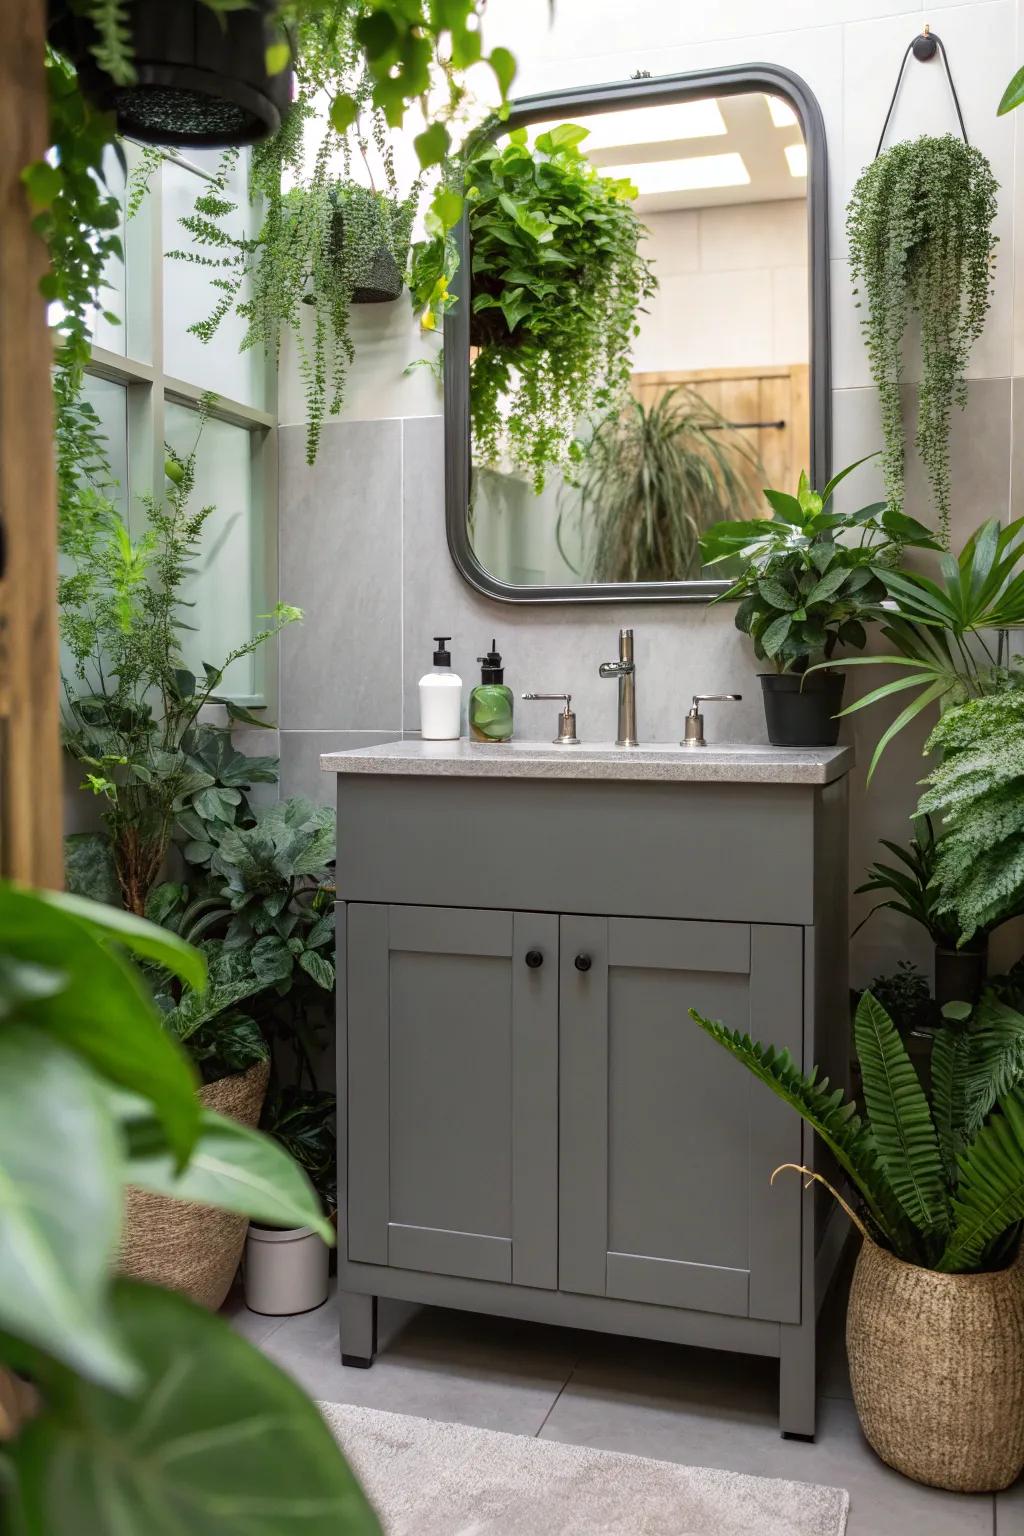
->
xmin=339 ymin=1291 xmax=377 ymax=1368
xmin=779 ymin=1319 xmax=816 ymax=1440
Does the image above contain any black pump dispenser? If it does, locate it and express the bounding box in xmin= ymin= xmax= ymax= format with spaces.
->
xmin=478 ymin=639 xmax=504 ymax=684
xmin=432 ymin=636 xmax=452 ymax=667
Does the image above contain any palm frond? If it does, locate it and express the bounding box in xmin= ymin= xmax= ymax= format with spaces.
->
xmin=689 ymin=1009 xmax=920 ymax=1258
xmin=931 ymin=1018 xmax=972 ymax=1182
xmin=854 ymin=992 xmax=949 ymax=1239
xmin=939 ymin=1086 xmax=1024 ymax=1272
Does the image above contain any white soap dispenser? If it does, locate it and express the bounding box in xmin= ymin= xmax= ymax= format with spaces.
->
xmin=419 ymin=636 xmax=462 ymax=740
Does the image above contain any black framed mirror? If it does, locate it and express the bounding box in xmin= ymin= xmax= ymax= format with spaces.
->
xmin=444 ymin=64 xmax=831 ymax=604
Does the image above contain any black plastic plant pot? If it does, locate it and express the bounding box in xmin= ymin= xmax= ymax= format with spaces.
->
xmin=760 ymin=670 xmax=846 ymax=748
xmin=934 ymin=940 xmax=988 ymax=1009
xmin=49 ymin=0 xmax=293 ymax=148
xmin=351 ymin=247 xmax=404 ymax=305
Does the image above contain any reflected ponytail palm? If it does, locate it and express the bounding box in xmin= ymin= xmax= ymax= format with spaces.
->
xmin=561 ymin=387 xmax=761 ymax=583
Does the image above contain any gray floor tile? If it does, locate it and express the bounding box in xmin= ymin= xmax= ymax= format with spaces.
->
xmin=221 ymin=1284 xmax=289 ymax=1348
xmin=261 ymin=1293 xmax=580 ymax=1436
xmin=541 ymin=1356 xmax=994 ymax=1536
xmin=998 ymin=1478 xmax=1024 ymax=1534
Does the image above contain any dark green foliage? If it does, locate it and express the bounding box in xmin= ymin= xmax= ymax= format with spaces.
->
xmin=262 ymin=1087 xmax=337 ymax=1210
xmin=559 ymin=387 xmax=761 ymax=583
xmin=854 ymin=816 xmax=963 ymax=948
xmin=918 ymin=687 xmax=1024 ymax=941
xmin=692 ymin=990 xmax=1024 ymax=1273
xmin=847 ymin=136 xmax=998 ymax=544
xmin=857 ymin=962 xmax=936 ymax=1037
xmin=701 ymin=457 xmax=939 ymax=674
xmin=412 ymin=122 xmax=656 ymax=492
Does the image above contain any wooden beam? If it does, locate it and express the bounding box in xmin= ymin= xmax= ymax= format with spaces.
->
xmin=0 ymin=0 xmax=63 ymax=889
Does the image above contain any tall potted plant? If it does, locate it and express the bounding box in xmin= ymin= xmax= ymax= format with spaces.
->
xmin=700 ymin=461 xmax=939 ymax=746
xmin=691 ymin=989 xmax=1024 ymax=1492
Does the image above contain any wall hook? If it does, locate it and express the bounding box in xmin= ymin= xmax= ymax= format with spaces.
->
xmin=875 ymin=27 xmax=967 ymax=156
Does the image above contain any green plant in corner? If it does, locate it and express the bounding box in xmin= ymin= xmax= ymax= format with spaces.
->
xmin=855 ymin=962 xmax=936 ymax=1037
xmin=853 ymin=815 xmax=962 ymax=949
xmin=0 ymin=882 xmax=378 ymax=1533
xmin=558 ymin=386 xmax=761 ymax=583
xmin=700 ymin=457 xmax=940 ymax=674
xmin=846 ymin=136 xmax=997 ymax=545
xmin=691 ymin=988 xmax=1024 ymax=1273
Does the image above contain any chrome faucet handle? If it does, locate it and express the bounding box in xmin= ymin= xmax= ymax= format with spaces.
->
xmin=598 ymin=628 xmax=638 ymax=746
xmin=522 ymin=692 xmax=580 ymax=745
xmin=682 ymin=693 xmax=742 ymax=748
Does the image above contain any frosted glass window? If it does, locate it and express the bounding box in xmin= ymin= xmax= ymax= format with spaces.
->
xmin=162 ymin=151 xmax=265 ymax=407
xmin=89 ymin=148 xmax=127 ymax=355
xmin=81 ymin=375 xmax=129 ymax=518
xmin=164 ymin=402 xmax=258 ymax=698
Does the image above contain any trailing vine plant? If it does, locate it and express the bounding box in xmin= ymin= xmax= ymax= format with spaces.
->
xmin=411 ymin=123 xmax=656 ymax=492
xmin=846 ymin=135 xmax=997 ymax=546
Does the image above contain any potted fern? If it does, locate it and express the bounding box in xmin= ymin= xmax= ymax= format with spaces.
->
xmin=691 ymin=989 xmax=1024 ymax=1492
xmin=700 ymin=460 xmax=939 ymax=746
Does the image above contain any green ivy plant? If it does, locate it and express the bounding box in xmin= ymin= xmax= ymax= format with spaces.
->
xmin=557 ymin=386 xmax=761 ymax=583
xmin=917 ymin=687 xmax=1024 ymax=944
xmin=700 ymin=457 xmax=940 ymax=674
xmin=846 ymin=136 xmax=998 ymax=546
xmin=411 ymin=123 xmax=656 ymax=492
xmin=692 ymin=988 xmax=1024 ymax=1274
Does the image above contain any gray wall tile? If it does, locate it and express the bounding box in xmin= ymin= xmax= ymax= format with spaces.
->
xmin=279 ymin=421 xmax=403 ymax=731
xmin=280 ymin=729 xmax=401 ymax=807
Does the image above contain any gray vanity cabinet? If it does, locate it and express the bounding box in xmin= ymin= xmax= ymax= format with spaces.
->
xmin=345 ymin=903 xmax=559 ymax=1291
xmin=559 ymin=916 xmax=803 ymax=1324
xmin=328 ymin=745 xmax=853 ymax=1439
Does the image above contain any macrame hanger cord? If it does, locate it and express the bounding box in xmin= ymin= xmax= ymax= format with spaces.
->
xmin=874 ymin=26 xmax=969 ymax=159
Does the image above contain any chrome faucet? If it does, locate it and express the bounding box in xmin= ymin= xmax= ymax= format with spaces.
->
xmin=599 ymin=628 xmax=638 ymax=746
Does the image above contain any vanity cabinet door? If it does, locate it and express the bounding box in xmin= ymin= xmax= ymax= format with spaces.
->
xmin=559 ymin=916 xmax=803 ymax=1324
xmin=346 ymin=903 xmax=558 ymax=1289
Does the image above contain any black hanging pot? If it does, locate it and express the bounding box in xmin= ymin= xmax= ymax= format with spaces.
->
xmin=760 ymin=670 xmax=845 ymax=747
xmin=49 ymin=0 xmax=293 ymax=148
xmin=327 ymin=192 xmax=405 ymax=305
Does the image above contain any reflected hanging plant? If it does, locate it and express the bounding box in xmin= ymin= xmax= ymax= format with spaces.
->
xmin=846 ymin=134 xmax=997 ymax=546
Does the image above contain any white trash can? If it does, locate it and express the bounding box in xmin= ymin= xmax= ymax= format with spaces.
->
xmin=243 ymin=1224 xmax=330 ymax=1316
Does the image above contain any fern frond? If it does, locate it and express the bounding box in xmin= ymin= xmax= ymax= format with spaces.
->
xmin=854 ymin=992 xmax=949 ymax=1237
xmin=931 ymin=1019 xmax=971 ymax=1181
xmin=689 ymin=1010 xmax=920 ymax=1259
xmin=85 ymin=0 xmax=135 ymax=85
xmin=960 ymin=999 xmax=1024 ymax=1138
xmin=938 ymin=1085 xmax=1024 ymax=1272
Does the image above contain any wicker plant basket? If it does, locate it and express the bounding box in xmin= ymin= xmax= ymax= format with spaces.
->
xmin=847 ymin=1236 xmax=1024 ymax=1492
xmin=119 ymin=1058 xmax=270 ymax=1311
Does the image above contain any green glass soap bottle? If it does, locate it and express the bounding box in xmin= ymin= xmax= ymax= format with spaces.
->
xmin=469 ymin=640 xmax=514 ymax=743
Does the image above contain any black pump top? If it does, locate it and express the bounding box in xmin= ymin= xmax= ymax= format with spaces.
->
xmin=432 ymin=636 xmax=452 ymax=667
xmin=478 ymin=639 xmax=504 ymax=684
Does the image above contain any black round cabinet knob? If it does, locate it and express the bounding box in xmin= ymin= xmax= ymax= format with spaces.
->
xmin=525 ymin=949 xmax=544 ymax=969
xmin=574 ymin=954 xmax=592 ymax=973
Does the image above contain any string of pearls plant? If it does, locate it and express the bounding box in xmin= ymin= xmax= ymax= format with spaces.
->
xmin=846 ymin=134 xmax=997 ymax=547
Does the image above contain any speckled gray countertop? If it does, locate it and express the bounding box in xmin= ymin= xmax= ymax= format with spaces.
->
xmin=320 ymin=738 xmax=853 ymax=786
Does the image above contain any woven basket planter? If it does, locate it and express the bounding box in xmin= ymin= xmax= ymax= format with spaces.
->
xmin=119 ymin=1058 xmax=270 ymax=1311
xmin=847 ymin=1236 xmax=1024 ymax=1492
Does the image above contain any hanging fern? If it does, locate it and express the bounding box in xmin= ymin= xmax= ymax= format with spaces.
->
xmin=846 ymin=135 xmax=997 ymax=546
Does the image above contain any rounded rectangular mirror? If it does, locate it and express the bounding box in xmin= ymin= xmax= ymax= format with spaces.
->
xmin=443 ymin=66 xmax=830 ymax=602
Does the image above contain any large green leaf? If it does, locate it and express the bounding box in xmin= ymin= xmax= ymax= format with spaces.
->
xmin=0 ymin=1027 xmax=135 ymax=1392
xmin=0 ymin=886 xmax=199 ymax=1164
xmin=124 ymin=1109 xmax=334 ymax=1242
xmin=854 ymin=992 xmax=948 ymax=1239
xmin=688 ymin=1010 xmax=919 ymax=1258
xmin=931 ymin=1017 xmax=972 ymax=1182
xmin=3 ymin=1281 xmax=381 ymax=1536
xmin=939 ymin=1086 xmax=1024 ymax=1272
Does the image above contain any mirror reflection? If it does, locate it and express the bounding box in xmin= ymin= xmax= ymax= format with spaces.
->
xmin=465 ymin=91 xmax=810 ymax=588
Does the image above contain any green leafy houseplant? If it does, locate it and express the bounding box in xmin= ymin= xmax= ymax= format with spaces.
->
xmin=855 ymin=962 xmax=936 ymax=1037
xmin=558 ymin=386 xmax=761 ymax=583
xmin=700 ymin=459 xmax=940 ymax=673
xmin=917 ymin=686 xmax=1024 ymax=944
xmin=0 ymin=883 xmax=379 ymax=1533
xmin=411 ymin=122 xmax=656 ymax=492
xmin=823 ymin=515 xmax=1024 ymax=779
xmin=846 ymin=136 xmax=998 ymax=546
xmin=853 ymin=815 xmax=962 ymax=949
xmin=692 ymin=988 xmax=1024 ymax=1274
xmin=60 ymin=400 xmax=300 ymax=915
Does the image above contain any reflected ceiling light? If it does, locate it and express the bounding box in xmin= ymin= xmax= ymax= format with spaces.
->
xmin=609 ymin=152 xmax=750 ymax=194
xmin=766 ymin=95 xmax=799 ymax=128
xmin=572 ymin=99 xmax=727 ymax=149
xmin=785 ymin=142 xmax=808 ymax=178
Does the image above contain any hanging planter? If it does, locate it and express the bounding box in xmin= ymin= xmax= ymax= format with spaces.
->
xmin=49 ymin=0 xmax=293 ymax=148
xmin=328 ymin=186 xmax=411 ymax=305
